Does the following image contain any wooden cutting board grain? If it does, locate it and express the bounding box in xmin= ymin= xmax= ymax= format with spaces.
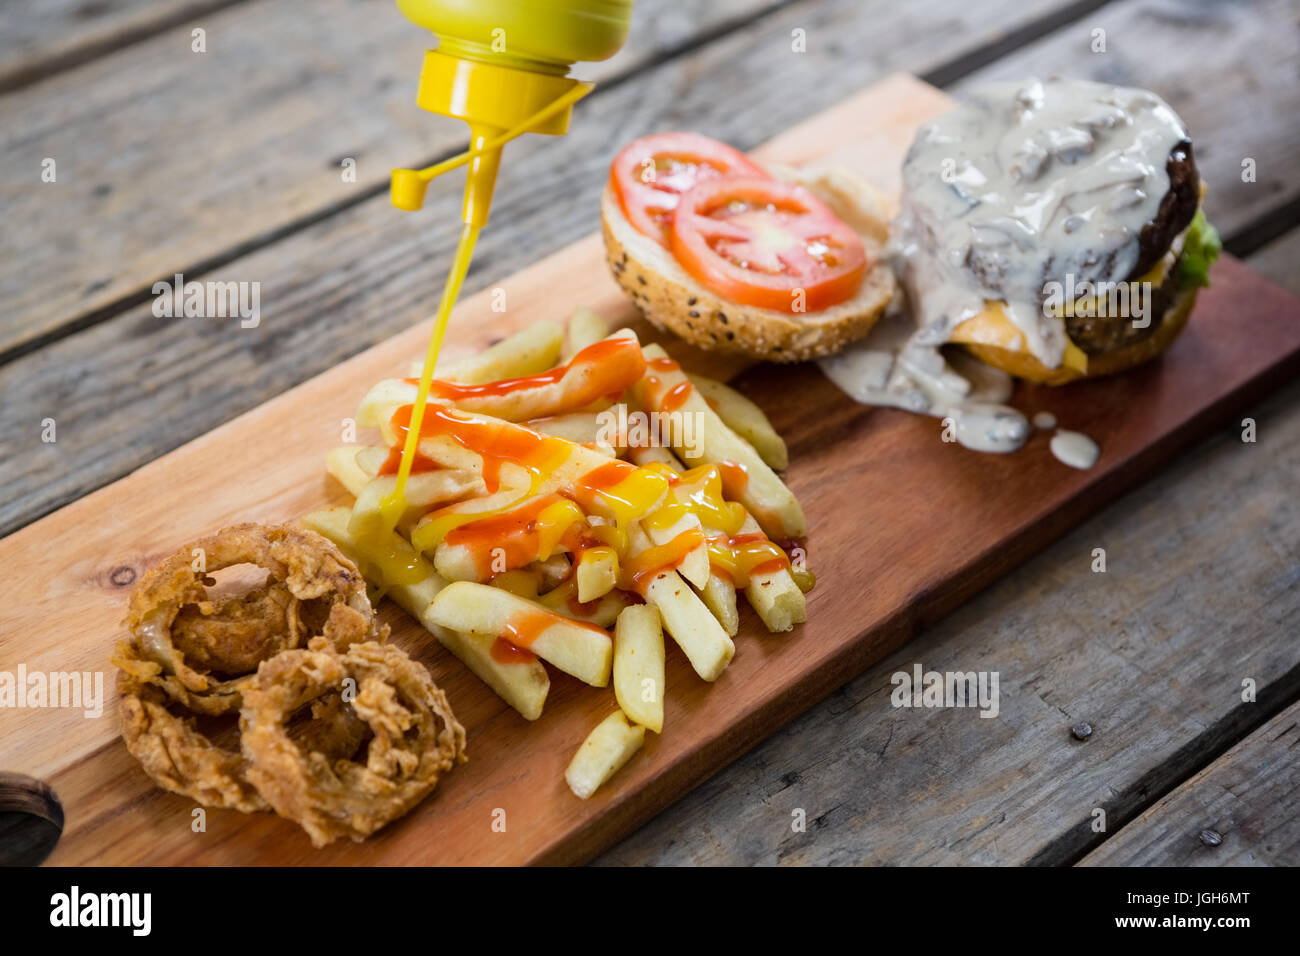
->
xmin=2 ymin=74 xmax=1298 ymax=865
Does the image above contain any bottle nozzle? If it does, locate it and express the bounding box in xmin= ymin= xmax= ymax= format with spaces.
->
xmin=389 ymin=126 xmax=503 ymax=224
xmin=461 ymin=124 xmax=502 ymax=227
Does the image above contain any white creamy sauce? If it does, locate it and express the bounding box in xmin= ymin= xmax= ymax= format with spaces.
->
xmin=820 ymin=78 xmax=1187 ymax=461
xmin=819 ymin=303 xmax=1029 ymax=454
xmin=1049 ymin=429 xmax=1100 ymax=469
xmin=1031 ymin=411 xmax=1057 ymax=430
xmin=896 ymin=77 xmax=1188 ymax=368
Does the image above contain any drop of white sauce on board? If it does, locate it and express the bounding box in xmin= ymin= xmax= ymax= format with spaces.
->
xmin=1049 ymin=429 xmax=1100 ymax=469
xmin=1032 ymin=411 xmax=1058 ymax=430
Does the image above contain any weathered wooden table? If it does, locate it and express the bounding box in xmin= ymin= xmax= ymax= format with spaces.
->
xmin=1 ymin=0 xmax=1296 ymax=866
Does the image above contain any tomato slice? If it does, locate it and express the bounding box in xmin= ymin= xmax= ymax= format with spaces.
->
xmin=610 ymin=132 xmax=769 ymax=248
xmin=669 ymin=177 xmax=867 ymax=314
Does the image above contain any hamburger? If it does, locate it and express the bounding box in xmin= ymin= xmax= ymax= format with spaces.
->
xmin=894 ymin=77 xmax=1221 ymax=384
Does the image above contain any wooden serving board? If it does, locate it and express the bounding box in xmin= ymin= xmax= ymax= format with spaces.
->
xmin=4 ymin=74 xmax=1299 ymax=866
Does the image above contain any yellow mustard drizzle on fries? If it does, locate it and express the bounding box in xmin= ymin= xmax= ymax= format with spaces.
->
xmin=644 ymin=465 xmax=748 ymax=536
xmin=582 ymin=463 xmax=676 ymax=528
xmin=409 ymin=435 xmax=573 ymax=553
xmin=403 ymin=447 xmax=806 ymax=592
xmin=357 ymin=531 xmax=428 ymax=588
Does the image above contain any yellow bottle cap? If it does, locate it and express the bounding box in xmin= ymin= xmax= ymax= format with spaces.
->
xmin=393 ymin=51 xmax=585 ymax=225
xmin=416 ymin=50 xmax=582 ymax=135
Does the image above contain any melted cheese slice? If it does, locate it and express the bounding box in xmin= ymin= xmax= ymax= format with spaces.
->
xmin=950 ymin=301 xmax=1090 ymax=374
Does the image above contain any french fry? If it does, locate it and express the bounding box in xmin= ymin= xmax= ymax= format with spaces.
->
xmin=532 ymin=554 xmax=572 ymax=591
xmin=536 ymin=578 xmax=628 ymax=627
xmin=699 ymin=572 xmax=739 ymax=637
xmin=636 ymin=343 xmax=807 ymax=540
xmin=642 ymin=510 xmax=710 ymax=589
xmin=525 ymin=412 xmax=619 ymax=454
xmin=326 ymin=446 xmax=371 ymax=497
xmin=373 ymin=329 xmax=643 ymax=424
xmin=613 ymin=604 xmax=665 ymax=733
xmin=298 ymin=507 xmax=550 ymax=720
xmin=348 ymin=470 xmax=483 ymax=539
xmin=407 ymin=319 xmax=564 ymax=383
xmin=356 ymin=378 xmax=427 ymax=432
xmin=490 ymin=568 xmax=541 ymax=599
xmin=426 ymin=581 xmax=613 ymax=687
xmin=627 ymin=522 xmax=734 ymax=681
xmin=649 ymin=459 xmax=795 ymax=633
xmin=431 ymin=496 xmax=585 ymax=582
xmin=688 ymin=373 xmax=789 ymax=471
xmin=413 ymin=482 xmax=540 ymax=550
xmin=575 ymin=546 xmax=619 ymax=603
xmin=740 ymin=511 xmax=807 ymax=633
xmin=403 ymin=410 xmax=628 ymax=513
xmin=420 ymin=418 xmax=666 ymax=571
xmin=436 ymin=627 xmax=550 ymax=721
xmin=353 ymin=444 xmax=389 ymax=478
xmin=562 ymin=307 xmax=609 ymax=361
xmin=628 ymin=445 xmax=683 ymax=470
xmin=565 ymin=711 xmax=645 ymax=799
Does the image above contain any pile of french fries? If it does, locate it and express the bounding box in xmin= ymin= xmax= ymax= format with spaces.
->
xmin=301 ymin=307 xmax=808 ymax=799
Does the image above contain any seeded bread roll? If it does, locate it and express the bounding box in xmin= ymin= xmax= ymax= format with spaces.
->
xmin=601 ymin=166 xmax=895 ymax=363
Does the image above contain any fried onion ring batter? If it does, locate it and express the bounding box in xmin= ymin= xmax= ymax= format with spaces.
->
xmin=240 ymin=638 xmax=467 ymax=847
xmin=114 ymin=524 xmax=387 ymax=811
xmin=113 ymin=523 xmax=381 ymax=715
xmin=118 ymin=677 xmax=269 ymax=813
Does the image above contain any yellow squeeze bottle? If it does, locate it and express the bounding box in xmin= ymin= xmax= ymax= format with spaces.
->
xmin=380 ymin=0 xmax=635 ymax=529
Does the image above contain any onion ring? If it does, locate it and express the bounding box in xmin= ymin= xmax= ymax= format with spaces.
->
xmin=113 ymin=523 xmax=381 ymax=715
xmin=240 ymin=637 xmax=467 ymax=847
xmin=117 ymin=676 xmax=269 ymax=813
xmin=113 ymin=524 xmax=387 ymax=811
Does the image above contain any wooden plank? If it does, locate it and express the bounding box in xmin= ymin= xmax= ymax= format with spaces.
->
xmin=0 ymin=0 xmax=1120 ymax=537
xmin=0 ymin=75 xmax=1297 ymax=865
xmin=1246 ymin=226 xmax=1300 ymax=298
xmin=1080 ymin=700 xmax=1300 ymax=866
xmin=0 ymin=0 xmax=790 ymax=359
xmin=0 ymin=1 xmax=246 ymax=94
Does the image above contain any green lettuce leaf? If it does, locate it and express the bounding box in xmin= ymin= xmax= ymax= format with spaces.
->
xmin=1178 ymin=209 xmax=1221 ymax=289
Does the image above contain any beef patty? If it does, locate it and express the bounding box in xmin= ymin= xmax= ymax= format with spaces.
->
xmin=1130 ymin=140 xmax=1200 ymax=279
xmin=1063 ymin=142 xmax=1199 ymax=355
xmin=1065 ymin=249 xmax=1187 ymax=355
